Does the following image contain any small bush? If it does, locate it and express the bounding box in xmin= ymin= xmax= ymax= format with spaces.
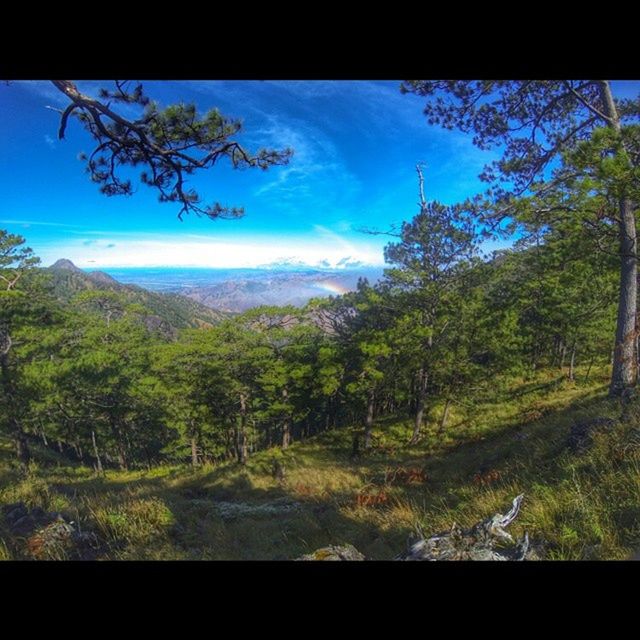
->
xmin=90 ymin=497 xmax=175 ymax=546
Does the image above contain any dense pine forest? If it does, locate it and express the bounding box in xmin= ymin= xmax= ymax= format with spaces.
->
xmin=0 ymin=192 xmax=619 ymax=471
xmin=1 ymin=79 xmax=640 ymax=560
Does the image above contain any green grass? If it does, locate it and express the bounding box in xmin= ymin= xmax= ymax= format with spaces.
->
xmin=2 ymin=364 xmax=639 ymax=560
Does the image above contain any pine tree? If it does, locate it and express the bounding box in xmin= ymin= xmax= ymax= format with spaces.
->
xmin=48 ymin=80 xmax=293 ymax=220
xmin=402 ymin=80 xmax=640 ymax=395
xmin=381 ymin=166 xmax=478 ymax=443
xmin=0 ymin=230 xmax=42 ymax=463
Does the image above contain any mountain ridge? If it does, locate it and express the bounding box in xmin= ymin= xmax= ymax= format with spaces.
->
xmin=47 ymin=259 xmax=228 ymax=330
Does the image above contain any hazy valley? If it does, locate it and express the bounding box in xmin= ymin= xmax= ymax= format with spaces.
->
xmin=92 ymin=265 xmax=385 ymax=313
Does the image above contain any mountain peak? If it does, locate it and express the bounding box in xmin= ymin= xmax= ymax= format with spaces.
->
xmin=50 ymin=258 xmax=83 ymax=272
xmin=87 ymin=270 xmax=118 ymax=285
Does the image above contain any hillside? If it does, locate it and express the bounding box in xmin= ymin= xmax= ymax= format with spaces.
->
xmin=2 ymin=365 xmax=639 ymax=561
xmin=47 ymin=259 xmax=228 ymax=329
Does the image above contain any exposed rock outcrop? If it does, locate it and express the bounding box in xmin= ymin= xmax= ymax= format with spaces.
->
xmin=298 ymin=544 xmax=365 ymax=561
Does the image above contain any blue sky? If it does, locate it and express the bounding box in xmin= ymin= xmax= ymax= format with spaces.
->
xmin=1 ymin=80 xmax=639 ymax=268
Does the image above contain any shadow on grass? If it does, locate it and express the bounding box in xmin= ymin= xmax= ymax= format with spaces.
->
xmin=2 ymin=379 xmax=626 ymax=561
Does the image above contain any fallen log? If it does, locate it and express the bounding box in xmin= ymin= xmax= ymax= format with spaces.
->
xmin=298 ymin=495 xmax=533 ymax=561
xmin=397 ymin=494 xmax=530 ymax=560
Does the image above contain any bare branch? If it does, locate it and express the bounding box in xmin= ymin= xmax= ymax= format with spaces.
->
xmin=563 ymin=80 xmax=614 ymax=125
xmin=416 ymin=162 xmax=427 ymax=208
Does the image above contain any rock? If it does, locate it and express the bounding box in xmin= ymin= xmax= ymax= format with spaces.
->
xmin=298 ymin=544 xmax=365 ymax=561
xmin=213 ymin=497 xmax=301 ymax=521
xmin=2 ymin=502 xmax=101 ymax=559
xmin=2 ymin=502 xmax=65 ymax=537
xmin=26 ymin=518 xmax=100 ymax=560
xmin=567 ymin=418 xmax=617 ymax=453
xmin=11 ymin=515 xmax=40 ymax=537
xmin=2 ymin=502 xmax=28 ymax=525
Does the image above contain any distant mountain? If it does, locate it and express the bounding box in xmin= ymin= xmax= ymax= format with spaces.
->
xmin=84 ymin=269 xmax=118 ymax=285
xmin=178 ymin=268 xmax=384 ymax=313
xmin=47 ymin=260 xmax=228 ymax=330
xmin=50 ymin=258 xmax=84 ymax=273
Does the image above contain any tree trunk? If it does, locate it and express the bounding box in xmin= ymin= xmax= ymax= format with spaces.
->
xmin=598 ymin=81 xmax=638 ymax=396
xmin=110 ymin=420 xmax=128 ymax=470
xmin=236 ymin=393 xmax=248 ymax=465
xmin=117 ymin=448 xmax=128 ymax=470
xmin=410 ymin=367 xmax=428 ymax=445
xmin=11 ymin=418 xmax=30 ymax=465
xmin=281 ymin=387 xmax=291 ymax=449
xmin=438 ymin=398 xmax=452 ymax=435
xmin=609 ymin=197 xmax=637 ymax=395
xmin=585 ymin=355 xmax=595 ymax=382
xmin=569 ymin=340 xmax=576 ymax=382
xmin=350 ymin=433 xmax=360 ymax=459
xmin=191 ymin=436 xmax=199 ymax=467
xmin=364 ymin=391 xmax=375 ymax=449
xmin=551 ymin=336 xmax=560 ymax=367
xmin=91 ymin=429 xmax=104 ymax=474
xmin=568 ymin=341 xmax=577 ymax=381
xmin=282 ymin=419 xmax=291 ymax=449
xmin=39 ymin=421 xmax=48 ymax=446
xmin=559 ymin=343 xmax=567 ymax=370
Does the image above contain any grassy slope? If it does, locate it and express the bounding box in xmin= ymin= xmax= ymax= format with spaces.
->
xmin=2 ymin=364 xmax=640 ymax=560
xmin=47 ymin=268 xmax=227 ymax=329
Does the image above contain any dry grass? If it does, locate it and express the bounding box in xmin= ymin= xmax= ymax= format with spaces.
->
xmin=2 ymin=364 xmax=639 ymax=560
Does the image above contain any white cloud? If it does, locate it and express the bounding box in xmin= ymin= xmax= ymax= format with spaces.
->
xmin=41 ymin=234 xmax=385 ymax=269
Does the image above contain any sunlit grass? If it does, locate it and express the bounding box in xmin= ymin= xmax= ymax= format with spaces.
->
xmin=1 ymin=364 xmax=639 ymax=560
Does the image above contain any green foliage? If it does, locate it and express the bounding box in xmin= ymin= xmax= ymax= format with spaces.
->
xmin=1 ymin=201 xmax=623 ymax=470
xmin=401 ymin=80 xmax=639 ymax=204
xmin=2 ymin=364 xmax=639 ymax=560
xmin=2 ymin=80 xmax=639 ymax=559
xmin=53 ymin=80 xmax=293 ymax=220
xmin=47 ymin=261 xmax=226 ymax=330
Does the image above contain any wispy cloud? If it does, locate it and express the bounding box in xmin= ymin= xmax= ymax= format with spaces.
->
xmin=0 ymin=219 xmax=83 ymax=229
xmin=250 ymin=115 xmax=361 ymax=216
xmin=15 ymin=80 xmax=69 ymax=107
xmin=44 ymin=134 xmax=56 ymax=150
